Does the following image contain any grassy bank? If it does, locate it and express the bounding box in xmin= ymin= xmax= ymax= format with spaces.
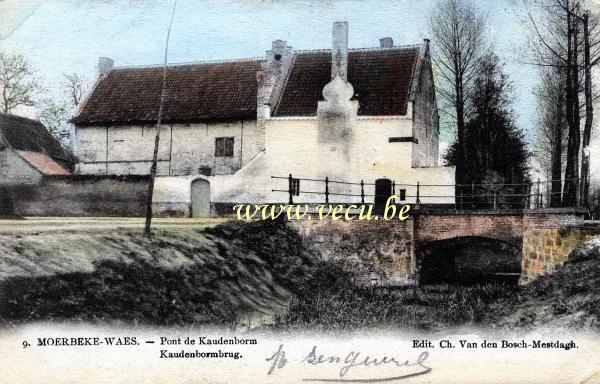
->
xmin=0 ymin=220 xmax=320 ymax=325
xmin=485 ymin=237 xmax=600 ymax=329
xmin=271 ymin=237 xmax=600 ymax=331
xmin=271 ymin=280 xmax=517 ymax=331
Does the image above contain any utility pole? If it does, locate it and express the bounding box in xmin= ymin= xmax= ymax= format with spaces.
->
xmin=144 ymin=0 xmax=178 ymax=236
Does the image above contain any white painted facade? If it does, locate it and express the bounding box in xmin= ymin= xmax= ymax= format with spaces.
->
xmin=205 ymin=110 xmax=454 ymax=206
xmin=75 ymin=120 xmax=263 ymax=176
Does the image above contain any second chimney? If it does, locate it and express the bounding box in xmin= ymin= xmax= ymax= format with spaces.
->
xmin=331 ymin=21 xmax=349 ymax=81
xmin=98 ymin=57 xmax=114 ymax=77
xmin=379 ymin=37 xmax=393 ymax=48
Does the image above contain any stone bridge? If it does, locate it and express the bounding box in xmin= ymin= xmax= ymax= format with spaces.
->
xmin=290 ymin=208 xmax=599 ymax=285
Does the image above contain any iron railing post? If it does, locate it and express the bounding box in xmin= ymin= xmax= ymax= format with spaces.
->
xmin=416 ymin=182 xmax=421 ymax=205
xmin=360 ymin=180 xmax=365 ymax=205
xmin=288 ymin=173 xmax=293 ymax=205
xmin=493 ymin=191 xmax=497 ymax=210
xmin=325 ymin=176 xmax=329 ymax=205
xmin=471 ymin=182 xmax=475 ymax=209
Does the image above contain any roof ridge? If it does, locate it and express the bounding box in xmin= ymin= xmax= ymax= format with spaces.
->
xmin=112 ymin=57 xmax=265 ymax=71
xmin=111 ymin=45 xmax=424 ymax=71
xmin=294 ymin=44 xmax=423 ymax=54
xmin=0 ymin=113 xmax=43 ymax=125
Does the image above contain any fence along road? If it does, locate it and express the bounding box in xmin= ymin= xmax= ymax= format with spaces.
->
xmin=272 ymin=175 xmax=588 ymax=211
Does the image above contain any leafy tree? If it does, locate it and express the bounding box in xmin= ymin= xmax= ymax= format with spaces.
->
xmin=446 ymin=53 xmax=530 ymax=208
xmin=35 ymin=99 xmax=72 ymax=147
xmin=35 ymin=73 xmax=88 ymax=147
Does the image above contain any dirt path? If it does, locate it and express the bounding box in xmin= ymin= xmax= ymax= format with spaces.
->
xmin=0 ymin=217 xmax=231 ymax=233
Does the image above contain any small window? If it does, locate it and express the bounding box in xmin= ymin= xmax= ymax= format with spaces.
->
xmin=291 ymin=178 xmax=300 ymax=196
xmin=215 ymin=137 xmax=234 ymax=157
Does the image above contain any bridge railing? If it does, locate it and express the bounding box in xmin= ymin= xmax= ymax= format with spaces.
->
xmin=271 ymin=175 xmax=582 ymax=210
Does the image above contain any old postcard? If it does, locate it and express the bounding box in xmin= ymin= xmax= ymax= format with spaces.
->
xmin=0 ymin=0 xmax=599 ymax=383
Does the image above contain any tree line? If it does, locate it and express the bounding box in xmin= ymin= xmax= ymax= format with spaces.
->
xmin=527 ymin=0 xmax=598 ymax=209
xmin=430 ymin=0 xmax=598 ymax=211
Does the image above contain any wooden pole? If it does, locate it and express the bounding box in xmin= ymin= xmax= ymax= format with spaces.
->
xmin=144 ymin=0 xmax=178 ymax=236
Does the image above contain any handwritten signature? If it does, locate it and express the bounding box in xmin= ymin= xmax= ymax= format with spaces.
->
xmin=265 ymin=344 xmax=431 ymax=383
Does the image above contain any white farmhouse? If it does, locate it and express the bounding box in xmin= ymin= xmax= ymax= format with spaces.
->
xmin=72 ymin=22 xmax=455 ymax=216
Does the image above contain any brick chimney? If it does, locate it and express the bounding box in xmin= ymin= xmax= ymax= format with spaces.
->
xmin=97 ymin=57 xmax=114 ymax=77
xmin=379 ymin=37 xmax=393 ymax=48
xmin=259 ymin=40 xmax=293 ymax=118
xmin=331 ymin=21 xmax=349 ymax=81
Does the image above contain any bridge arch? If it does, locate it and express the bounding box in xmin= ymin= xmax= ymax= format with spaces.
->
xmin=417 ymin=236 xmax=522 ymax=285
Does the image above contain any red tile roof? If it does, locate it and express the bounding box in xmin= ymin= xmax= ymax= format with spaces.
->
xmin=272 ymin=47 xmax=421 ymax=117
xmin=72 ymin=59 xmax=264 ymax=126
xmin=17 ymin=151 xmax=69 ymax=175
xmin=0 ymin=114 xmax=74 ymax=166
xmin=72 ymin=45 xmax=422 ymax=125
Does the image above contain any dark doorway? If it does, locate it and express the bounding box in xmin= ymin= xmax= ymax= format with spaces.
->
xmin=418 ymin=236 xmax=522 ymax=285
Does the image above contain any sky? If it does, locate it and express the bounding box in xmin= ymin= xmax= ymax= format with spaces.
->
xmin=0 ymin=0 xmax=535 ymax=137
xmin=0 ymin=0 xmax=598 ymax=153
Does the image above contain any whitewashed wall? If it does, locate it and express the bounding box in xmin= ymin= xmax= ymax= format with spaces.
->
xmin=0 ymin=148 xmax=42 ymax=185
xmin=151 ymin=113 xmax=455 ymax=214
xmin=75 ymin=120 xmax=263 ymax=176
xmin=207 ymin=116 xmax=455 ymax=205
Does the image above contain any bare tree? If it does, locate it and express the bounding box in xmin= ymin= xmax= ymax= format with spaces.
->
xmin=564 ymin=2 xmax=581 ymax=206
xmin=580 ymin=11 xmax=595 ymax=208
xmin=0 ymin=53 xmax=41 ymax=114
xmin=534 ymin=64 xmax=568 ymax=206
xmin=429 ymin=0 xmax=488 ymax=185
xmin=63 ymin=73 xmax=88 ymax=107
xmin=522 ymin=0 xmax=600 ymax=206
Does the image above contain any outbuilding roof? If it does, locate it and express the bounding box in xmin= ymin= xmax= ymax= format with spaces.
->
xmin=17 ymin=151 xmax=69 ymax=175
xmin=0 ymin=114 xmax=74 ymax=166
